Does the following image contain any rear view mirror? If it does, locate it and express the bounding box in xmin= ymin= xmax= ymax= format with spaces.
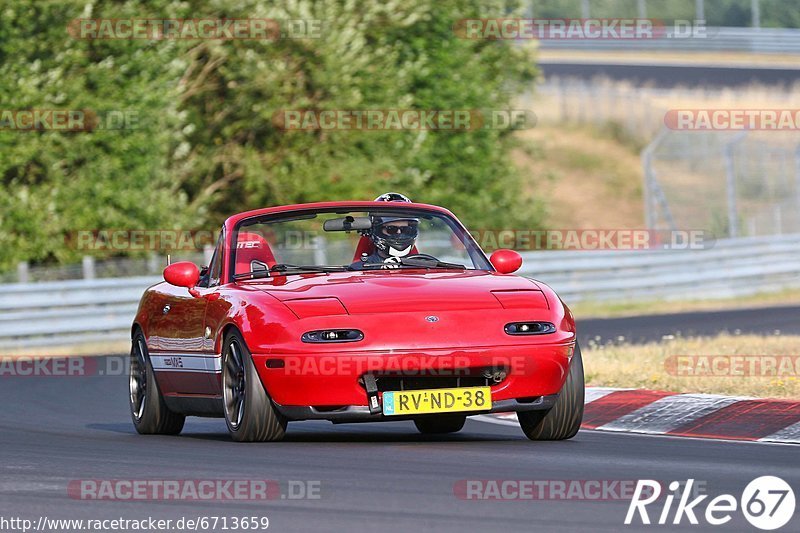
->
xmin=490 ymin=249 xmax=522 ymax=274
xmin=323 ymin=216 xmax=372 ymax=232
xmin=164 ymin=261 xmax=201 ymax=297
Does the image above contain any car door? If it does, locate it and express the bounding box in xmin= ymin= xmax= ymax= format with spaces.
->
xmin=147 ymin=282 xmax=209 ymax=395
xmin=147 ymin=233 xmax=225 ymax=396
xmin=154 ymin=291 xmax=210 ymax=393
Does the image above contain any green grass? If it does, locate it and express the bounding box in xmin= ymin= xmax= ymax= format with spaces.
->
xmin=585 ymin=333 xmax=800 ymax=399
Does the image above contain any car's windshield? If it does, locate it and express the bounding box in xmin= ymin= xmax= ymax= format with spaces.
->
xmin=232 ymin=208 xmax=491 ymax=278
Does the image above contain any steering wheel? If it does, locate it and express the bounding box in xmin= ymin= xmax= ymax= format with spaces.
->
xmin=403 ymin=253 xmax=439 ymax=262
xmin=400 ymin=254 xmax=439 ymax=263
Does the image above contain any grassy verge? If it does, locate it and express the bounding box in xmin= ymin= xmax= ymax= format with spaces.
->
xmin=538 ymin=49 xmax=800 ymax=68
xmin=584 ymin=333 xmax=800 ymax=399
xmin=513 ymin=124 xmax=645 ymax=230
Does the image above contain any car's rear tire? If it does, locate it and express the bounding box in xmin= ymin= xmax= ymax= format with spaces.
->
xmin=518 ymin=343 xmax=584 ymax=441
xmin=129 ymin=330 xmax=186 ymax=435
xmin=413 ymin=415 xmax=466 ymax=434
xmin=223 ymin=331 xmax=287 ymax=442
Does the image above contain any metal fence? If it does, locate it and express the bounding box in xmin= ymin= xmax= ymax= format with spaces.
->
xmin=532 ymin=78 xmax=800 ymax=145
xmin=519 ymin=233 xmax=800 ymax=301
xmin=642 ymin=128 xmax=800 ymax=238
xmin=1 ymin=251 xmax=211 ymax=285
xmin=1 ymin=234 xmax=798 ymax=349
xmin=538 ymin=26 xmax=800 ymax=54
xmin=528 ymin=78 xmax=800 ymax=239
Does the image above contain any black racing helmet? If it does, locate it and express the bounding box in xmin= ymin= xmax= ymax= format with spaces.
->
xmin=370 ymin=193 xmax=418 ymax=256
xmin=374 ymin=192 xmax=411 ymax=203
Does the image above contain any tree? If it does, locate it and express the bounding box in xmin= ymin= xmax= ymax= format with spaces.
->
xmin=0 ymin=0 xmax=541 ymax=270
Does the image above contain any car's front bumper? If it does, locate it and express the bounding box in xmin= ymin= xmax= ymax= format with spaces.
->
xmin=273 ymin=394 xmax=559 ymax=423
xmin=252 ymin=342 xmax=573 ymax=415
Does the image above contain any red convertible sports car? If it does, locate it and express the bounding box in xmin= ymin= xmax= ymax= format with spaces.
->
xmin=130 ymin=195 xmax=583 ymax=442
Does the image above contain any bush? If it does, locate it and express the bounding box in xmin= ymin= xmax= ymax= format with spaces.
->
xmin=0 ymin=0 xmax=541 ymax=270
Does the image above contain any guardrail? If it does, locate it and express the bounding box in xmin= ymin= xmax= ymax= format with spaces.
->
xmin=518 ymin=233 xmax=800 ymax=301
xmin=538 ymin=26 xmax=800 ymax=54
xmin=1 ymin=234 xmax=798 ymax=349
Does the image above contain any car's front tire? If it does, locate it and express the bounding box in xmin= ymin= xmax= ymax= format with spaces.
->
xmin=129 ymin=330 xmax=186 ymax=435
xmin=413 ymin=415 xmax=466 ymax=434
xmin=518 ymin=343 xmax=584 ymax=441
xmin=222 ymin=331 xmax=287 ymax=442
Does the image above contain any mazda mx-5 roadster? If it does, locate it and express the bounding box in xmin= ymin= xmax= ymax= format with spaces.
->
xmin=129 ymin=195 xmax=583 ymax=441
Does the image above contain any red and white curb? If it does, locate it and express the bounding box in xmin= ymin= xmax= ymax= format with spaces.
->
xmin=484 ymin=387 xmax=800 ymax=444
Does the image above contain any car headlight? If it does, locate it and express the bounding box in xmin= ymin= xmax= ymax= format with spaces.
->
xmin=301 ymin=329 xmax=364 ymax=343
xmin=504 ymin=322 xmax=556 ymax=335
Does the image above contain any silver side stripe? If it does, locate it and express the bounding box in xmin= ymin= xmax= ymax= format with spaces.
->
xmin=150 ymin=352 xmax=222 ymax=373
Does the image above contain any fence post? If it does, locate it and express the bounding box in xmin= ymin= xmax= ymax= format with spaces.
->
xmin=17 ymin=261 xmax=29 ymax=283
xmin=795 ymin=145 xmax=800 ymax=228
xmin=313 ymin=236 xmax=328 ymax=266
xmin=751 ymin=0 xmax=761 ymax=29
xmin=203 ymin=244 xmax=214 ymax=266
xmin=625 ymin=88 xmax=636 ymax=134
xmin=577 ymin=80 xmax=586 ymax=123
xmin=641 ymin=128 xmax=669 ymax=229
xmin=147 ymin=254 xmax=161 ymax=274
xmin=642 ymin=143 xmax=656 ymax=229
xmin=82 ymin=256 xmax=96 ymax=280
xmin=723 ymin=132 xmax=748 ymax=238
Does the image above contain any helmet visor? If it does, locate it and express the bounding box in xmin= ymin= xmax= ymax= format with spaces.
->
xmin=379 ymin=222 xmax=418 ymax=239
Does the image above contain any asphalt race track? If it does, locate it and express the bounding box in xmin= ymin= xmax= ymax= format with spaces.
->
xmin=578 ymin=304 xmax=800 ymax=345
xmin=2 ymin=306 xmax=798 ymax=532
xmin=1 ymin=364 xmax=798 ymax=532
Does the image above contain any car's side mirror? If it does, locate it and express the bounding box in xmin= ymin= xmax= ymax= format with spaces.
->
xmin=164 ymin=261 xmax=201 ymax=297
xmin=490 ymin=249 xmax=522 ymax=274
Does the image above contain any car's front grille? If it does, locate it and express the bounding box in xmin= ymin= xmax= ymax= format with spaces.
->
xmin=375 ymin=375 xmax=490 ymax=392
xmin=363 ymin=364 xmax=510 ymax=392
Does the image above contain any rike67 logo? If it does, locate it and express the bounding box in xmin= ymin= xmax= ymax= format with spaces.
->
xmin=626 ymin=477 xmax=795 ymax=530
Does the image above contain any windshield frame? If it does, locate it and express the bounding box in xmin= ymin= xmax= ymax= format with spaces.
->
xmin=227 ymin=205 xmax=492 ymax=282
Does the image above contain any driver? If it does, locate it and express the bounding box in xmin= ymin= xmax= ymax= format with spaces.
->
xmin=353 ymin=193 xmax=419 ymax=269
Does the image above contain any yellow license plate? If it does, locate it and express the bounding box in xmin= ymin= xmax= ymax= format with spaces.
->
xmin=382 ymin=386 xmax=491 ymax=416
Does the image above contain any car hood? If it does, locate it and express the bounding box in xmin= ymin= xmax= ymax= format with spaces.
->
xmin=248 ymin=270 xmax=545 ymax=314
